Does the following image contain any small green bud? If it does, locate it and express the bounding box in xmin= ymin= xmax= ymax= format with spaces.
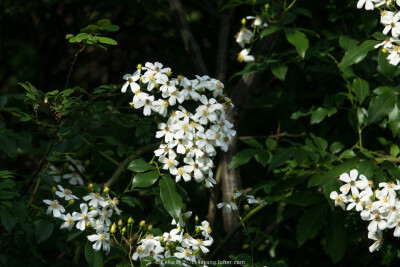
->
xmin=88 ymin=183 xmax=94 ymax=192
xmin=86 ymin=221 xmax=91 ymax=228
xmin=122 ymin=227 xmax=127 ymax=235
xmin=89 ymin=206 xmax=95 ymax=211
xmin=265 ymin=3 xmax=270 ymax=11
xmin=244 ymin=204 xmax=250 ymax=211
xmin=129 ymin=102 xmax=134 ymax=107
xmin=241 ymin=18 xmax=246 ymax=25
xmin=68 ymin=199 xmax=75 ymax=206
xmin=159 ymin=236 xmax=164 ymax=243
xmin=195 ymin=227 xmax=200 ymax=234
xmin=128 ymin=217 xmax=134 ymax=225
xmin=382 ymin=48 xmax=388 ymax=54
xmin=154 ymin=83 xmax=160 ymax=89
xmin=147 ymin=224 xmax=153 ymax=231
xmin=44 ymin=97 xmax=49 ymax=104
xmin=195 ymin=215 xmax=199 ymax=223
xmin=166 ymin=70 xmax=172 ymax=77
xmin=52 ymin=186 xmax=57 ymax=193
xmin=103 ymin=187 xmax=109 ymax=194
xmin=118 ymin=219 xmax=124 ymax=227
xmin=111 ymin=223 xmax=117 ymax=234
xmin=139 ymin=220 xmax=146 ymax=228
xmin=137 ymin=64 xmax=142 ymax=70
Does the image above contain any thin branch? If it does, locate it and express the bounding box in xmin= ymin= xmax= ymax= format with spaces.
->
xmin=21 ymin=120 xmax=61 ymax=196
xmin=65 ymin=45 xmax=86 ymax=90
xmin=168 ymin=0 xmax=209 ymax=75
xmin=239 ymin=132 xmax=306 ymax=140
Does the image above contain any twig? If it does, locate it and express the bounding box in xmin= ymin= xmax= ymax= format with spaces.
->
xmin=21 ymin=121 xmax=61 ymax=196
xmin=168 ymin=0 xmax=209 ymax=75
xmin=27 ymin=178 xmax=41 ymax=208
xmin=239 ymin=132 xmax=305 ymax=140
xmin=65 ymin=45 xmax=86 ymax=90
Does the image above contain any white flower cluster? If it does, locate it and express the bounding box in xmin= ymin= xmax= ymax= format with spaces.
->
xmin=330 ymin=169 xmax=400 ymax=252
xmin=48 ymin=156 xmax=85 ymax=185
xmin=43 ymin=186 xmax=120 ymax=253
xmin=121 ymin=62 xmax=236 ymax=188
xmin=132 ymin=219 xmax=213 ymax=267
xmin=357 ymin=0 xmax=400 ymax=65
xmin=216 ymin=191 xmax=266 ymax=214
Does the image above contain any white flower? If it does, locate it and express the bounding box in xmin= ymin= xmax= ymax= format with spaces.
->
xmin=55 ymin=185 xmax=79 ymax=201
xmin=48 ymin=165 xmax=62 ymax=183
xmin=88 ymin=231 xmax=111 ymax=253
xmin=216 ymin=201 xmax=238 ymax=214
xmin=62 ymin=170 xmax=84 ymax=185
xmin=368 ymin=230 xmax=384 ymax=252
xmin=60 ymin=213 xmax=75 ymax=231
xmin=83 ymin=192 xmax=109 ymax=208
xmin=172 ymin=211 xmax=192 ymax=227
xmin=357 ymin=0 xmax=377 ymax=10
xmin=174 ymin=247 xmax=196 ymax=262
xmin=96 ymin=206 xmax=113 ymax=226
xmin=339 ymin=169 xmax=360 ymax=196
xmin=72 ymin=203 xmax=98 ymax=231
xmin=43 ymin=199 xmax=65 ymax=218
xmin=329 ymin=191 xmax=348 ymax=210
xmin=199 ymin=220 xmax=212 ymax=239
xmin=237 ymin=49 xmax=255 ymax=63
xmin=236 ymin=27 xmax=253 ymax=48
xmin=122 ymin=70 xmax=141 ymax=93
xmin=387 ymin=212 xmax=400 ymax=236
xmin=159 ymin=154 xmax=179 ymax=175
xmin=246 ymin=15 xmax=267 ymax=29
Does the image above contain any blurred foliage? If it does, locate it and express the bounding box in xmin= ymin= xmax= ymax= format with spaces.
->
xmin=2 ymin=0 xmax=400 ymax=266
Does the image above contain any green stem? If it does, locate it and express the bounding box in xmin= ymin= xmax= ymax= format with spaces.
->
xmin=27 ymin=177 xmax=41 ymax=208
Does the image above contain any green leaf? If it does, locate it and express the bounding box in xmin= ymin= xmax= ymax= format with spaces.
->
xmin=35 ymin=220 xmax=54 ymax=244
xmin=378 ymin=49 xmax=397 ymax=79
xmin=0 ymin=132 xmax=17 ymax=159
xmin=132 ymin=171 xmax=160 ymax=188
xmin=67 ymin=229 xmax=82 ymax=242
xmin=351 ymin=77 xmax=369 ymax=105
xmin=159 ymin=176 xmax=184 ymax=222
xmin=99 ymin=25 xmax=119 ymax=32
xmin=325 ymin=210 xmax=347 ymax=263
xmin=339 ymin=40 xmax=379 ymax=70
xmin=368 ymin=93 xmax=397 ymax=124
xmin=75 ymin=33 xmax=89 ymax=41
xmin=268 ymin=148 xmax=293 ymax=172
xmin=261 ymin=26 xmax=281 ymax=39
xmin=97 ymin=37 xmax=117 ymax=45
xmin=285 ymin=28 xmax=309 ymax=59
xmin=391 ymin=144 xmax=400 ymax=157
xmin=338 ymin=35 xmax=359 ymax=51
xmin=271 ymin=65 xmax=289 ymax=81
xmin=97 ymin=19 xmax=111 ymax=27
xmin=330 ymin=141 xmax=344 ymax=154
xmin=242 ymin=139 xmax=263 ymax=149
xmin=265 ymin=139 xmax=277 ymax=150
xmin=296 ymin=203 xmax=328 ymax=246
xmin=254 ymin=150 xmax=269 ymax=167
xmin=85 ymin=240 xmax=103 ymax=267
xmin=229 ymin=148 xmax=258 ymax=169
xmin=310 ymin=107 xmax=327 ymax=124
xmin=0 ymin=209 xmax=16 ymax=231
xmin=127 ymin=159 xmax=156 ymax=172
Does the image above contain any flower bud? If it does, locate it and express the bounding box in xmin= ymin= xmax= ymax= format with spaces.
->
xmin=86 ymin=221 xmax=91 ymax=228
xmin=128 ymin=217 xmax=134 ymax=225
xmin=244 ymin=204 xmax=250 ymax=211
xmin=382 ymin=48 xmax=388 ymax=54
xmin=68 ymin=199 xmax=75 ymax=206
xmin=177 ymin=75 xmax=184 ymax=83
xmin=241 ymin=18 xmax=246 ymax=25
xmin=122 ymin=227 xmax=127 ymax=235
xmin=103 ymin=187 xmax=109 ymax=194
xmin=154 ymin=83 xmax=160 ymax=89
xmin=137 ymin=64 xmax=142 ymax=70
xmin=195 ymin=215 xmax=199 ymax=223
xmin=159 ymin=236 xmax=164 ymax=243
xmin=166 ymin=70 xmax=172 ymax=77
xmin=111 ymin=223 xmax=117 ymax=234
xmin=118 ymin=219 xmax=124 ymax=227
xmin=233 ymin=195 xmax=238 ymax=201
xmin=265 ymin=3 xmax=270 ymax=11
xmin=139 ymin=220 xmax=146 ymax=228
xmin=44 ymin=97 xmax=48 ymax=104
xmin=129 ymin=102 xmax=134 ymax=107
xmin=195 ymin=227 xmax=200 ymax=234
xmin=113 ymin=197 xmax=119 ymax=205
xmin=88 ymin=183 xmax=94 ymax=192
xmin=89 ymin=206 xmax=95 ymax=211
xmin=139 ymin=76 xmax=143 ymax=83
xmin=147 ymin=224 xmax=153 ymax=231
xmin=52 ymin=186 xmax=57 ymax=193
